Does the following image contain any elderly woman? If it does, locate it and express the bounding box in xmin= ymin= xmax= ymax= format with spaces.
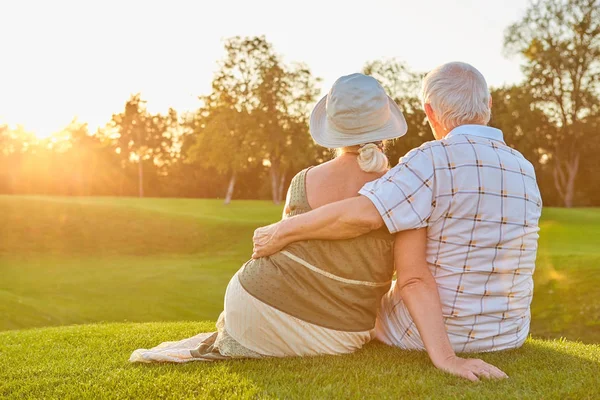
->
xmin=131 ymin=73 xmax=406 ymax=361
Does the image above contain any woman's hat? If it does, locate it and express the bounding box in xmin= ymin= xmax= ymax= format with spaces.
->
xmin=309 ymin=73 xmax=408 ymax=148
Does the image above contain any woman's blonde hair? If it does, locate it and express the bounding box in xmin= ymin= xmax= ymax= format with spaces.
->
xmin=336 ymin=141 xmax=389 ymax=173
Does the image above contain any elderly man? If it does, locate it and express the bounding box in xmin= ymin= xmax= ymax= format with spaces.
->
xmin=253 ymin=62 xmax=542 ymax=381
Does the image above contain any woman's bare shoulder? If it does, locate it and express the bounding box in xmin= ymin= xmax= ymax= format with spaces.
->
xmin=307 ymin=160 xmax=387 ymax=184
xmin=304 ymin=159 xmax=389 ymax=208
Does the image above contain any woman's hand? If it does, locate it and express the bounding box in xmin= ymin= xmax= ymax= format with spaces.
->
xmin=435 ymin=355 xmax=508 ymax=382
xmin=252 ymin=222 xmax=285 ymax=258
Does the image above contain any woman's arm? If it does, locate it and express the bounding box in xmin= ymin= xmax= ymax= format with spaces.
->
xmin=393 ymin=229 xmax=508 ymax=381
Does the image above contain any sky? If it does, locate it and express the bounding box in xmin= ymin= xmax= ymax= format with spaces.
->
xmin=0 ymin=0 xmax=529 ymax=138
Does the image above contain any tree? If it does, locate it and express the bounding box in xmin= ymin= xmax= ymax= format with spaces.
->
xmin=0 ymin=125 xmax=39 ymax=194
xmin=490 ymin=85 xmax=559 ymax=203
xmin=187 ymin=37 xmax=276 ymax=204
xmin=505 ymin=0 xmax=600 ymax=207
xmin=188 ymin=103 xmax=257 ymax=204
xmin=490 ymin=85 xmax=555 ymax=164
xmin=253 ymin=62 xmax=321 ymax=204
xmin=60 ymin=119 xmax=125 ymax=196
xmin=109 ymin=94 xmax=175 ymax=197
xmin=363 ymin=59 xmax=432 ymax=164
xmin=576 ymin=113 xmax=600 ymax=204
xmin=188 ymin=36 xmax=320 ymax=204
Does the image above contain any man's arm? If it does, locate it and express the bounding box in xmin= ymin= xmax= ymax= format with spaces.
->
xmin=394 ymin=228 xmax=508 ymax=381
xmin=253 ymin=195 xmax=382 ymax=258
xmin=253 ymin=146 xmax=437 ymax=258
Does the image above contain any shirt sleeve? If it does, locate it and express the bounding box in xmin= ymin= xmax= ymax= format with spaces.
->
xmin=359 ymin=146 xmax=435 ymax=234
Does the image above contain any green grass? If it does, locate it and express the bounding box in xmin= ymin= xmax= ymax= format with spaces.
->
xmin=1 ymin=323 xmax=599 ymax=399
xmin=1 ymin=196 xmax=599 ymax=398
xmin=0 ymin=196 xmax=281 ymax=331
xmin=530 ymin=208 xmax=600 ymax=342
xmin=1 ymin=196 xmax=598 ymax=342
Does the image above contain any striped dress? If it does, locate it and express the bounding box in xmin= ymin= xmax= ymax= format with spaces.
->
xmin=130 ymin=169 xmax=394 ymax=363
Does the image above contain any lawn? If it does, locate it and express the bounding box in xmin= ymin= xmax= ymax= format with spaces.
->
xmin=1 ymin=195 xmax=599 ymax=398
xmin=1 ymin=322 xmax=599 ymax=399
xmin=0 ymin=196 xmax=279 ymax=331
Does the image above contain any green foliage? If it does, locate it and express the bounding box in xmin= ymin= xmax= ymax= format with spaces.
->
xmin=108 ymin=94 xmax=176 ymax=167
xmin=362 ymin=59 xmax=431 ymax=165
xmin=187 ymin=36 xmax=321 ymax=203
xmin=490 ymin=86 xmax=558 ymax=202
xmin=504 ymin=0 xmax=600 ymax=206
xmin=504 ymin=0 xmax=600 ymax=126
xmin=105 ymin=94 xmax=177 ymax=197
xmin=188 ymin=104 xmax=256 ymax=175
xmin=0 ymin=121 xmax=128 ymax=196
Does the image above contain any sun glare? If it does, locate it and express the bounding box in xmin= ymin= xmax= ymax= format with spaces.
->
xmin=0 ymin=1 xmax=527 ymax=140
xmin=34 ymin=130 xmax=54 ymax=140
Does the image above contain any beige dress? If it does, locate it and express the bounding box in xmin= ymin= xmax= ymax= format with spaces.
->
xmin=130 ymin=169 xmax=394 ymax=363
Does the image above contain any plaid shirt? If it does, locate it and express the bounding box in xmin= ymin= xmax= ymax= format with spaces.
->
xmin=359 ymin=125 xmax=542 ymax=352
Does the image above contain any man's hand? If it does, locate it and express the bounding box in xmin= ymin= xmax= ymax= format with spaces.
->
xmin=252 ymin=196 xmax=383 ymax=259
xmin=436 ymin=355 xmax=508 ymax=382
xmin=252 ymin=221 xmax=286 ymax=258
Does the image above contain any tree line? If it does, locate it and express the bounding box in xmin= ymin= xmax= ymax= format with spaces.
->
xmin=1 ymin=0 xmax=598 ymax=207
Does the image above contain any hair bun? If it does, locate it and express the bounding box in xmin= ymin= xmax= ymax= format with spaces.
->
xmin=357 ymin=143 xmax=389 ymax=173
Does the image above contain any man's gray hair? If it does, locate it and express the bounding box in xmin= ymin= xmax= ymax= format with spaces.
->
xmin=421 ymin=62 xmax=491 ymax=131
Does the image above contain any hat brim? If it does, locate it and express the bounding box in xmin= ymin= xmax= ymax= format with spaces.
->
xmin=309 ymin=95 xmax=408 ymax=149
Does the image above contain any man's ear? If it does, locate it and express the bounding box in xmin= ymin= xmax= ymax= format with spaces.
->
xmin=488 ymin=96 xmax=493 ymax=109
xmin=424 ymin=103 xmax=436 ymax=124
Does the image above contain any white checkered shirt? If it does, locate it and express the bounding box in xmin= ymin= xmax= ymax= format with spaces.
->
xmin=359 ymin=124 xmax=542 ymax=352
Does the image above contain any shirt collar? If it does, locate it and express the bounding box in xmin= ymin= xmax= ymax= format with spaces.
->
xmin=445 ymin=124 xmax=505 ymax=143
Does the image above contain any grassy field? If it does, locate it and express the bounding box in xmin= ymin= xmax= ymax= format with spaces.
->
xmin=1 ymin=322 xmax=599 ymax=399
xmin=1 ymin=195 xmax=599 ymax=398
xmin=0 ymin=196 xmax=279 ymax=331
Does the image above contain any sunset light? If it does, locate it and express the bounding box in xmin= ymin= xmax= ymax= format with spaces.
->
xmin=2 ymin=0 xmax=599 ymax=398
xmin=1 ymin=0 xmax=527 ymax=138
